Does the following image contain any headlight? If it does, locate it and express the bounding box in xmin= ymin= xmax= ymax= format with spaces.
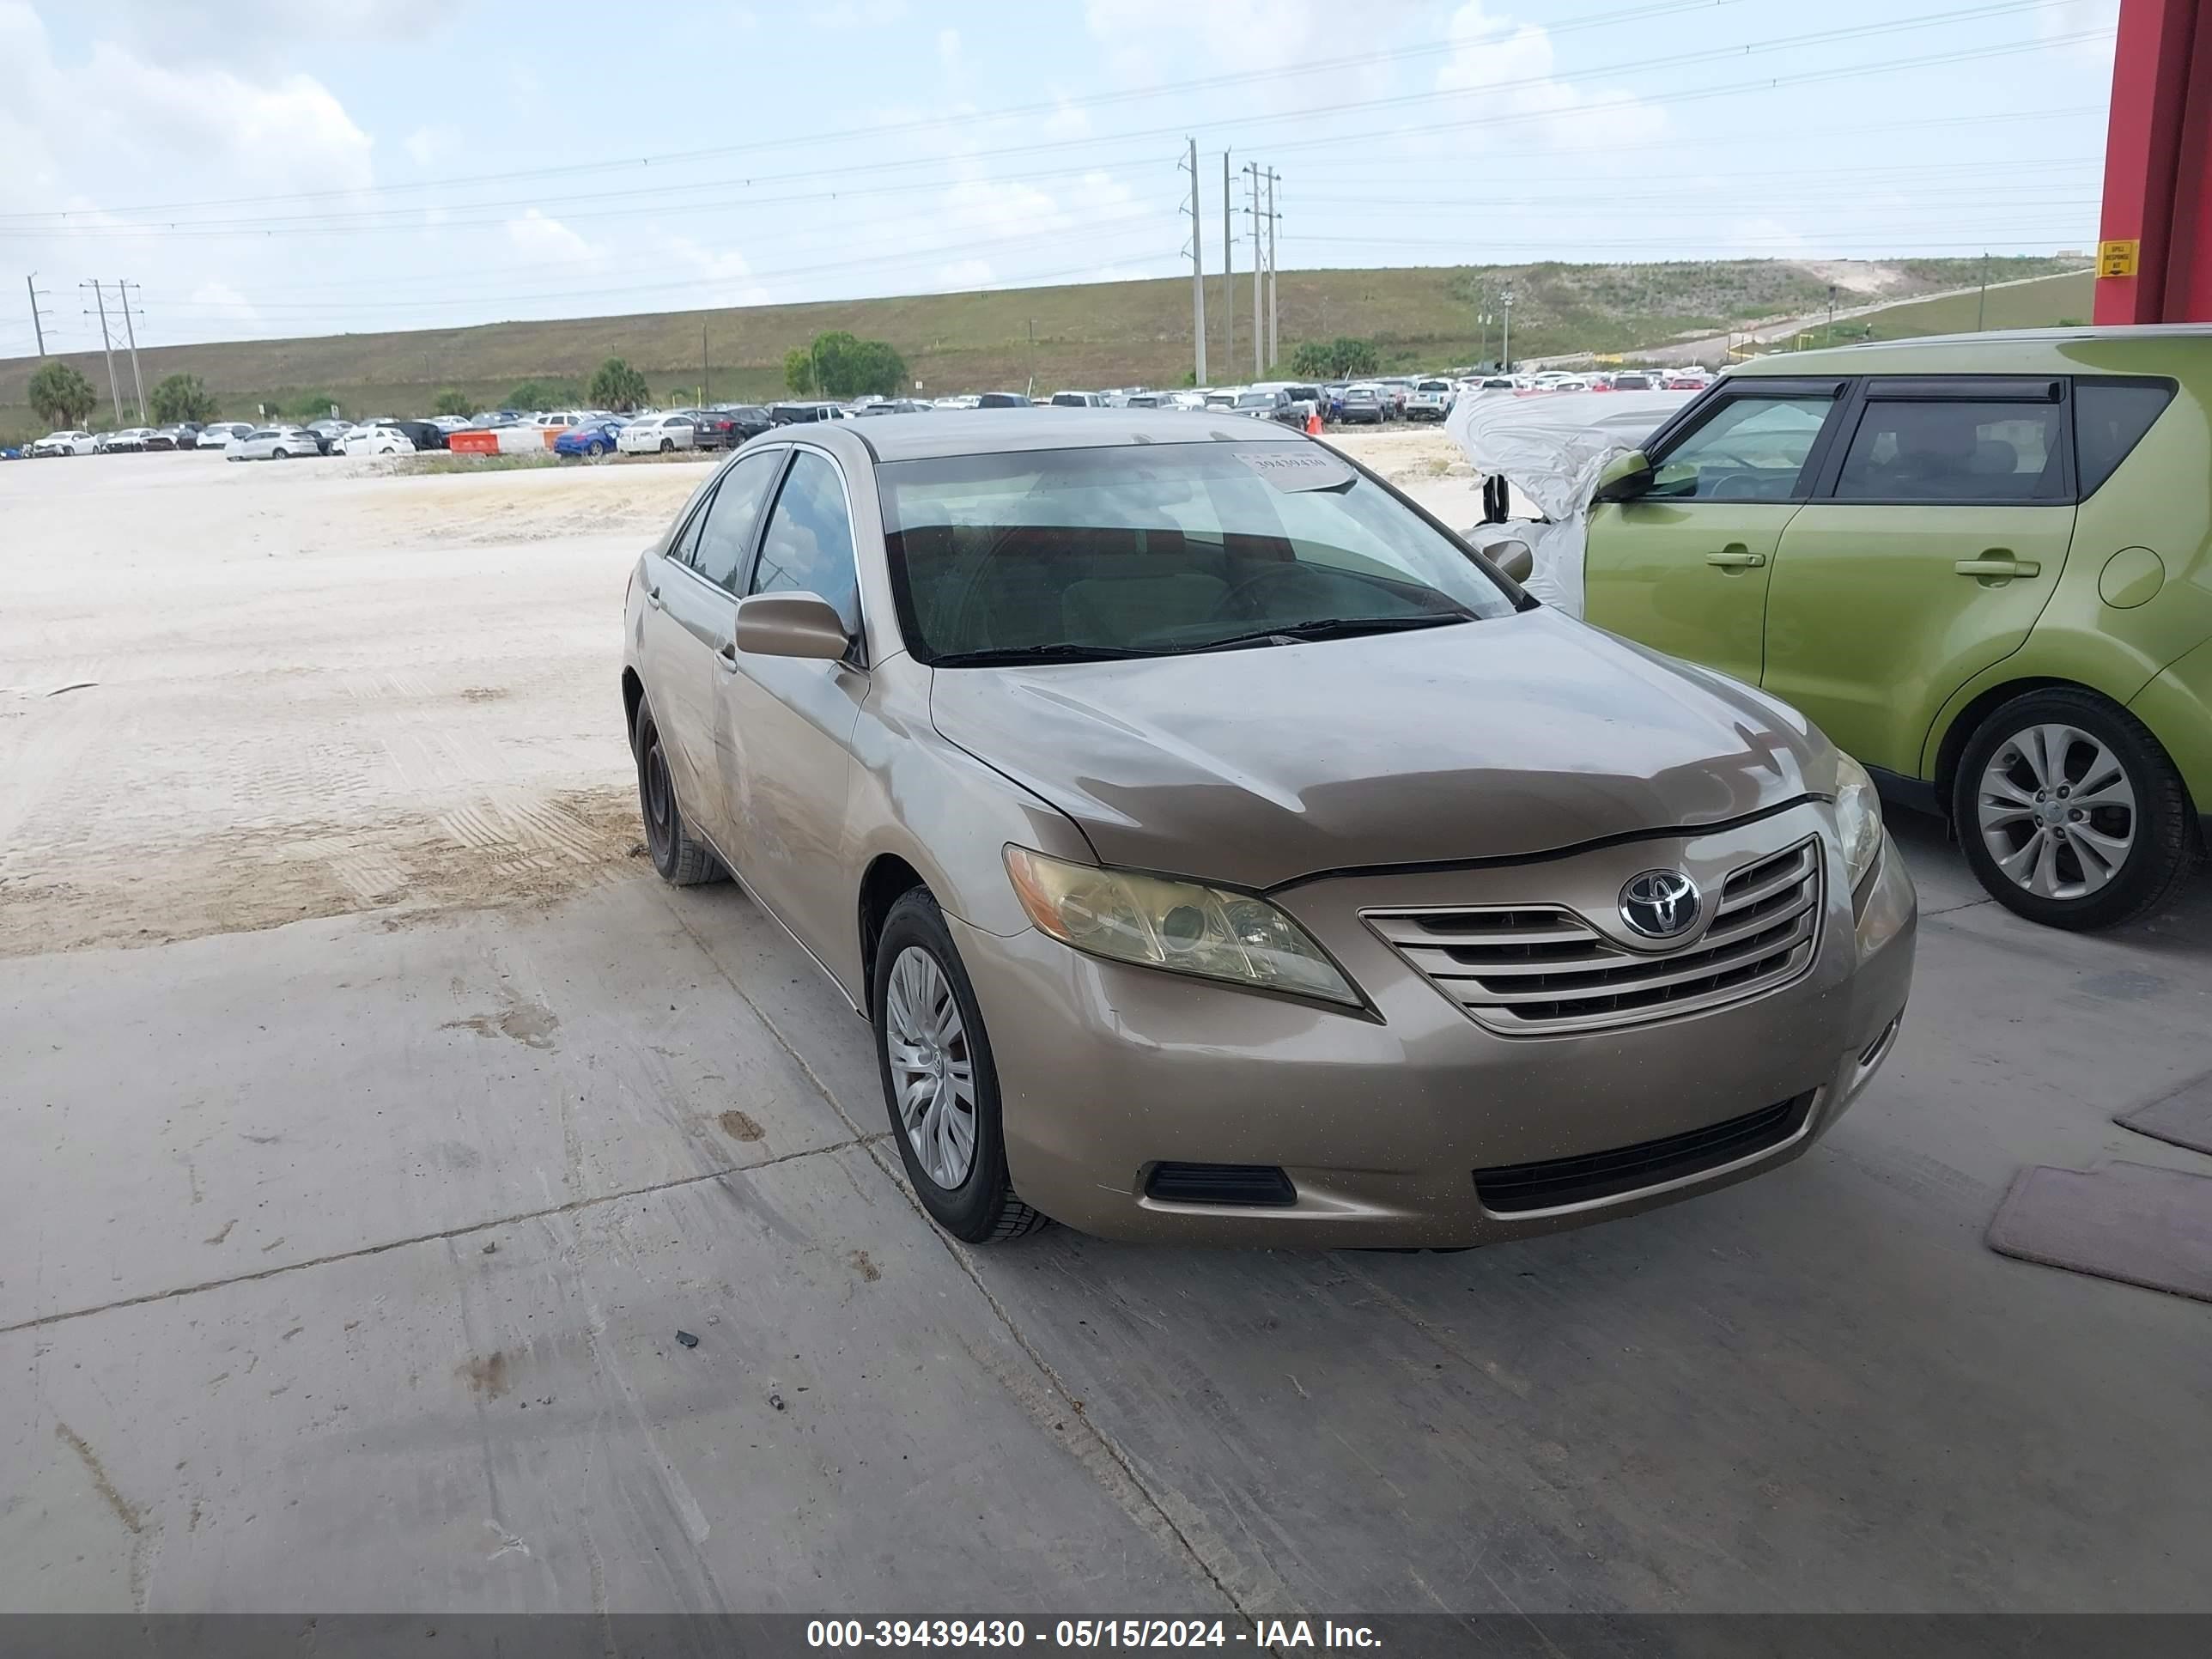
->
xmin=1833 ymin=753 xmax=1884 ymax=892
xmin=1003 ymin=846 xmax=1360 ymax=1007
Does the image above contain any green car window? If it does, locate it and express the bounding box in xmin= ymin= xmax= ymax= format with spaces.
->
xmin=1836 ymin=398 xmax=2064 ymax=503
xmin=2075 ymin=379 xmax=2176 ymax=496
xmin=1648 ymin=397 xmax=1832 ymax=502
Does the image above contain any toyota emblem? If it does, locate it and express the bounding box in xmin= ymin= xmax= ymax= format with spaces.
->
xmin=1620 ymin=869 xmax=1701 ymax=939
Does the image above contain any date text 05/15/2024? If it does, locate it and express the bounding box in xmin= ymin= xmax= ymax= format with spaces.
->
xmin=805 ymin=1620 xmax=1382 ymax=1649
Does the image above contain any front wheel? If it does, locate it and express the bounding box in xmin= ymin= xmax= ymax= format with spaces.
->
xmin=872 ymin=890 xmax=1048 ymax=1243
xmin=632 ymin=703 xmax=722 ymax=886
xmin=1954 ymin=687 xmax=2197 ymax=930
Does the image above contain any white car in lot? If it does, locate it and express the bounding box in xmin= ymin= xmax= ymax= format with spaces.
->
xmin=1407 ymin=379 xmax=1455 ymax=421
xmin=617 ymin=413 xmax=697 ymax=453
xmin=30 ymin=429 xmax=98 ymax=457
xmin=228 ymin=425 xmax=318 ymax=460
xmin=339 ymin=422 xmax=416 ymax=457
xmin=198 ymin=422 xmax=255 ymax=453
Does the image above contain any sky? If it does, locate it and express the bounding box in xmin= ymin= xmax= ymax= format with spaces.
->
xmin=0 ymin=0 xmax=2121 ymax=356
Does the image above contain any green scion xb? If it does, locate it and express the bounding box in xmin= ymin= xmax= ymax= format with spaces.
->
xmin=1583 ymin=326 xmax=2212 ymax=930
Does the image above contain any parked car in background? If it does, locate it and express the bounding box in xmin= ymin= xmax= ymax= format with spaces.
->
xmin=856 ymin=399 xmax=931 ymax=416
xmin=619 ymin=410 xmax=1914 ymax=1249
xmin=1229 ymin=387 xmax=1295 ymax=424
xmin=339 ymin=423 xmax=416 ymax=457
xmin=1407 ymin=379 xmax=1455 ymax=422
xmin=301 ymin=419 xmax=346 ymax=454
xmin=1337 ymin=385 xmax=1388 ymax=425
xmin=1612 ymin=372 xmax=1656 ymax=392
xmin=690 ymin=409 xmax=761 ymax=449
xmin=932 ymin=395 xmax=982 ymax=410
xmin=103 ymin=428 xmax=155 ymax=453
xmin=199 ymin=422 xmax=255 ymax=453
xmin=619 ymin=413 xmax=698 ymax=453
xmin=976 ymin=392 xmax=1034 ymax=408
xmin=1121 ymin=392 xmax=1164 ymax=410
xmin=29 ymin=429 xmax=98 ymax=456
xmin=1049 ymin=391 xmax=1104 ymax=408
xmin=145 ymin=423 xmax=201 ymax=451
xmin=1376 ymin=377 xmax=1415 ymax=418
xmin=769 ymin=402 xmax=854 ymax=425
xmin=229 ymin=426 xmax=318 ymax=460
xmin=554 ymin=418 xmax=626 ymax=458
xmin=1584 ymin=326 xmax=2212 ymax=928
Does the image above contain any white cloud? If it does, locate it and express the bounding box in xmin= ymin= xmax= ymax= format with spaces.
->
xmin=187 ymin=280 xmax=258 ymax=319
xmin=654 ymin=234 xmax=770 ymax=306
xmin=1435 ymin=2 xmax=1667 ymax=154
xmin=504 ymin=209 xmax=601 ymax=266
xmin=403 ymin=126 xmax=445 ymax=167
xmin=937 ymin=258 xmax=994 ymax=287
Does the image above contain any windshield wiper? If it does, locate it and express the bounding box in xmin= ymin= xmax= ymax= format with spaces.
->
xmin=1182 ymin=612 xmax=1473 ymax=653
xmin=930 ymin=642 xmax=1174 ymax=667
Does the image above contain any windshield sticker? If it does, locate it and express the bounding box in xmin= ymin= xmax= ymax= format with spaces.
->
xmin=1232 ymin=447 xmax=1358 ymax=493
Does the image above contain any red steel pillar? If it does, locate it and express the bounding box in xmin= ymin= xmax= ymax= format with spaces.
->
xmin=2096 ymin=0 xmax=2212 ymax=322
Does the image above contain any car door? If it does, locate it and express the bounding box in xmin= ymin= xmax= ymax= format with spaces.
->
xmin=639 ymin=447 xmax=788 ymax=836
xmin=1584 ymin=379 xmax=1848 ymax=685
xmin=1761 ymin=377 xmax=2079 ymax=777
xmin=714 ymin=447 xmax=870 ymax=976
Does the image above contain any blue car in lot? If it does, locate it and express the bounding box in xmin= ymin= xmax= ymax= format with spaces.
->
xmin=554 ymin=418 xmax=626 ymax=458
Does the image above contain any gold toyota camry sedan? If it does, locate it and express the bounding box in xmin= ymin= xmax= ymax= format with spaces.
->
xmin=619 ymin=410 xmax=1916 ymax=1247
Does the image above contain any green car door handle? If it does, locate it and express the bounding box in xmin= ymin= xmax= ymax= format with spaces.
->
xmin=1954 ymin=557 xmax=2041 ymax=579
xmin=1705 ymin=549 xmax=1766 ymax=569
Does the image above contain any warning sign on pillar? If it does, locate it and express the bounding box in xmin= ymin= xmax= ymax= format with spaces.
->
xmin=2098 ymin=239 xmax=2141 ymax=278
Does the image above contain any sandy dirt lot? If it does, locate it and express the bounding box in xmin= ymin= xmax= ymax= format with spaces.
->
xmin=0 ymin=434 xmax=1476 ymax=957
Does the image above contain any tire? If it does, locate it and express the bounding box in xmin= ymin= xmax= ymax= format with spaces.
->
xmin=659 ymin=438 xmax=674 ymax=453
xmin=586 ymin=440 xmax=607 ymax=457
xmin=872 ymin=890 xmax=1048 ymax=1243
xmin=271 ymin=448 xmax=288 ymax=460
xmin=631 ymin=702 xmax=722 ymax=886
xmin=1952 ymin=686 xmax=2198 ymax=931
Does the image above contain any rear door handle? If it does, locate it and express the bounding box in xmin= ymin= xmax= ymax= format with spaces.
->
xmin=1954 ymin=557 xmax=2040 ymax=579
xmin=1705 ymin=550 xmax=1766 ymax=569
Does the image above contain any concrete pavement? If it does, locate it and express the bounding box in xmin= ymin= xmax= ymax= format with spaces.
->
xmin=4 ymin=824 xmax=2209 ymax=1613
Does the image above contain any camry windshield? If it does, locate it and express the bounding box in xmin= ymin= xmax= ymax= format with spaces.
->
xmin=877 ymin=442 xmax=1517 ymax=665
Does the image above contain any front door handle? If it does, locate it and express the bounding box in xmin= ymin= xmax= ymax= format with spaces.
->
xmin=1705 ymin=549 xmax=1766 ymax=569
xmin=716 ymin=641 xmax=740 ymax=672
xmin=645 ymin=585 xmax=663 ymax=610
xmin=1954 ymin=557 xmax=2041 ymax=579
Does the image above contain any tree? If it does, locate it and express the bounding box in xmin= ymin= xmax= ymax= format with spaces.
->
xmin=1289 ymin=337 xmax=1380 ymax=380
xmin=431 ymin=388 xmax=473 ymax=417
xmin=800 ymin=331 xmax=908 ymax=398
xmin=149 ymin=374 xmax=220 ymax=425
xmin=586 ymin=356 xmax=652 ymax=412
xmin=27 ymin=361 xmax=97 ymax=427
xmin=782 ymin=346 xmax=817 ymax=396
xmin=508 ymin=379 xmax=578 ymax=410
xmin=289 ymin=390 xmax=340 ymax=420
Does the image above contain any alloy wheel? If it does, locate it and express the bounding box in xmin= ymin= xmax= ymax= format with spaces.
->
xmin=1974 ymin=723 xmax=2137 ymax=900
xmin=883 ymin=945 xmax=977 ymax=1188
xmin=640 ymin=727 xmax=677 ymax=864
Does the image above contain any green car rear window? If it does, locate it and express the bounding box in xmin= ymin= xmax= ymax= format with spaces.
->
xmin=2075 ymin=378 xmax=2176 ymax=497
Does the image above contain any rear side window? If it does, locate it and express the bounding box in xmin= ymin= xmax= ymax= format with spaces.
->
xmin=1835 ymin=395 xmax=2064 ymax=503
xmin=2074 ymin=379 xmax=2175 ymax=497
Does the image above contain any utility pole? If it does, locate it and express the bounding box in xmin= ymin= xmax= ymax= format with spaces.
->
xmin=1976 ymin=251 xmax=1990 ymax=331
xmin=1182 ymin=139 xmax=1207 ymax=386
xmin=1026 ymin=317 xmax=1036 ymax=398
xmin=1265 ymin=168 xmax=1279 ymax=373
xmin=25 ymin=274 xmax=53 ymax=356
xmin=1221 ymin=149 xmax=1233 ymax=384
xmin=1500 ymin=286 xmax=1515 ymax=374
xmin=118 ymin=280 xmax=147 ymax=422
xmin=1245 ymin=161 xmax=1262 ymax=378
xmin=80 ymin=280 xmax=123 ymax=423
xmin=702 ymin=319 xmax=709 ymax=406
xmin=1826 ymin=283 xmax=1838 ymax=347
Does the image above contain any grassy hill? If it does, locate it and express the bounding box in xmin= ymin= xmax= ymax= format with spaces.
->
xmin=0 ymin=256 xmax=2080 ymax=441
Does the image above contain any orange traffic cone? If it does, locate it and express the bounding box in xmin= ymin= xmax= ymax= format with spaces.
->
xmin=1305 ymin=410 xmax=1322 ymax=436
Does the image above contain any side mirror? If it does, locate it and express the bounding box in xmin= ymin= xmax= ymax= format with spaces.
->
xmin=732 ymin=592 xmax=850 ymax=660
xmin=1487 ymin=538 xmax=1535 ymax=585
xmin=1593 ymin=449 xmax=1654 ymax=503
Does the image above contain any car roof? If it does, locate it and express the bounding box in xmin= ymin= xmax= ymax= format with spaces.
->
xmin=781 ymin=406 xmax=1312 ymax=464
xmin=1730 ymin=324 xmax=2212 ymax=378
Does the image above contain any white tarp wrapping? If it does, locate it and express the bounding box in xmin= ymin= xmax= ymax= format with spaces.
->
xmin=1443 ymin=389 xmax=1695 ymax=616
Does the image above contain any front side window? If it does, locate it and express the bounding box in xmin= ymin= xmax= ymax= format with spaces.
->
xmin=877 ymin=442 xmax=1518 ymax=665
xmin=686 ymin=449 xmax=786 ymax=590
xmin=1648 ymin=395 xmax=1834 ymax=501
xmin=1835 ymin=395 xmax=2064 ymax=503
xmin=752 ymin=451 xmax=861 ymax=635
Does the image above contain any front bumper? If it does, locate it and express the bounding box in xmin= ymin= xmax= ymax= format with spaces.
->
xmin=958 ymin=804 xmax=1916 ymax=1247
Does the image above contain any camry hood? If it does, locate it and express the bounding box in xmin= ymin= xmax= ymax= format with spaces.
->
xmin=927 ymin=608 xmax=1826 ymax=890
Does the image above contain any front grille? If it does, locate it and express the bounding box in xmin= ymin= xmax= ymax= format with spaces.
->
xmin=1364 ymin=837 xmax=1821 ymax=1036
xmin=1145 ymin=1163 xmax=1297 ymax=1207
xmin=1473 ymin=1092 xmax=1814 ymax=1213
